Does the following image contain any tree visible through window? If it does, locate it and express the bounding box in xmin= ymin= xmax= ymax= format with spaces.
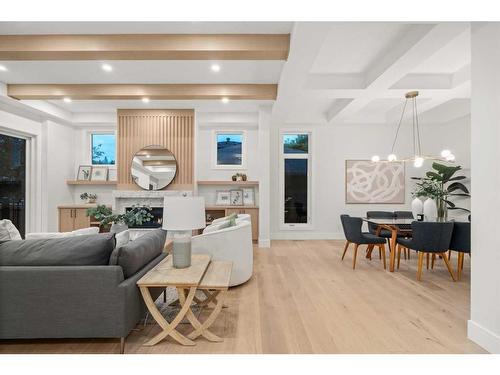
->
xmin=91 ymin=134 xmax=116 ymax=165
xmin=216 ymin=133 xmax=242 ymax=166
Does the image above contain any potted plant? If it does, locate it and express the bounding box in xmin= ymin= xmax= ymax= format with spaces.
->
xmin=86 ymin=204 xmax=112 ymax=230
xmin=108 ymin=205 xmax=154 ymax=233
xmin=412 ymin=162 xmax=470 ymax=220
xmin=80 ymin=192 xmax=97 ymax=204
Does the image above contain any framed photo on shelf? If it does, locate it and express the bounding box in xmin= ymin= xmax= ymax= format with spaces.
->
xmin=230 ymin=189 xmax=244 ymax=206
xmin=107 ymin=169 xmax=117 ymax=181
xmin=90 ymin=166 xmax=108 ymax=181
xmin=242 ymin=188 xmax=255 ymax=206
xmin=216 ymin=190 xmax=231 ymax=206
xmin=76 ymin=165 xmax=92 ymax=181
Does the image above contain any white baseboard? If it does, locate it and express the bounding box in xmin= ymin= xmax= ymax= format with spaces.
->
xmin=258 ymin=238 xmax=271 ymax=248
xmin=270 ymin=232 xmax=344 ymax=240
xmin=468 ymin=319 xmax=500 ymax=353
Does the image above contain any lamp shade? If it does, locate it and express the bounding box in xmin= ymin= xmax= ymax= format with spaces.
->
xmin=162 ymin=196 xmax=206 ymax=231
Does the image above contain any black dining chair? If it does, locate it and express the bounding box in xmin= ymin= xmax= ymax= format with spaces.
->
xmin=396 ymin=221 xmax=455 ymax=281
xmin=448 ymin=222 xmax=471 ymax=281
xmin=394 ymin=211 xmax=414 ymax=219
xmin=367 ymin=211 xmax=412 ymax=261
xmin=340 ymin=214 xmax=387 ymax=270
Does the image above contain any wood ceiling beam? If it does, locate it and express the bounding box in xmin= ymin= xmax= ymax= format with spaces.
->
xmin=0 ymin=34 xmax=290 ymax=60
xmin=7 ymin=84 xmax=277 ymax=100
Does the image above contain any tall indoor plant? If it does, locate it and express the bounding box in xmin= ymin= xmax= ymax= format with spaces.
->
xmin=412 ymin=162 xmax=470 ymax=220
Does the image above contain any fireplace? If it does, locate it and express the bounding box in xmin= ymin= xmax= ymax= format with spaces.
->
xmin=125 ymin=206 xmax=163 ymax=228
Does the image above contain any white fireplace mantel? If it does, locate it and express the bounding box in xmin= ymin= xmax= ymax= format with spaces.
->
xmin=112 ymin=190 xmax=192 ymax=213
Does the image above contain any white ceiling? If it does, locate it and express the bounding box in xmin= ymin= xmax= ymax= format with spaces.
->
xmin=0 ymin=21 xmax=471 ymax=126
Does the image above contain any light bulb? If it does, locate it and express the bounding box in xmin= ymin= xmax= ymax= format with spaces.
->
xmin=441 ymin=149 xmax=451 ymax=158
xmin=142 ymin=97 xmax=150 ymax=103
xmin=371 ymin=155 xmax=380 ymax=162
xmin=102 ymin=64 xmax=113 ymax=72
xmin=221 ymin=97 xmax=229 ymax=103
xmin=388 ymin=154 xmax=397 ymax=162
xmin=446 ymin=153 xmax=456 ymax=161
xmin=63 ymin=97 xmax=72 ymax=103
xmin=211 ymin=64 xmax=221 ymax=72
xmin=414 ymin=156 xmax=424 ymax=168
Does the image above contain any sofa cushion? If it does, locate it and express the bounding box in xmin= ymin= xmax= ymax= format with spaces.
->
xmin=25 ymin=227 xmax=100 ymax=240
xmin=109 ymin=229 xmax=166 ymax=278
xmin=0 ymin=233 xmax=115 ymax=266
xmin=0 ymin=219 xmax=22 ymax=241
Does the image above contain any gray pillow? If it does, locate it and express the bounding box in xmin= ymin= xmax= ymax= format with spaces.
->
xmin=109 ymin=229 xmax=166 ymax=278
xmin=0 ymin=233 xmax=115 ymax=266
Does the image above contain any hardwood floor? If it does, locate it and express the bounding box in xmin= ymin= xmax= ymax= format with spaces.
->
xmin=0 ymin=240 xmax=485 ymax=354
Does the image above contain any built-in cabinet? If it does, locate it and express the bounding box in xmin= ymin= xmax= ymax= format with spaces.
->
xmin=58 ymin=204 xmax=102 ymax=232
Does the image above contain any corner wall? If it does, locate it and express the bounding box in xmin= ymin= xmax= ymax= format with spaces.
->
xmin=468 ymin=22 xmax=500 ymax=353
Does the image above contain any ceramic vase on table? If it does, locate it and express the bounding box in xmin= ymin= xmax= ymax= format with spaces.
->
xmin=110 ymin=222 xmax=128 ymax=234
xmin=411 ymin=197 xmax=424 ymax=219
xmin=423 ymin=198 xmax=438 ymax=221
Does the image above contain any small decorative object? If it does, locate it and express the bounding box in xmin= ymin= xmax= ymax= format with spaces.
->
xmin=412 ymin=162 xmax=470 ymax=220
xmin=91 ymin=166 xmax=108 ymax=181
xmin=77 ymin=165 xmax=92 ymax=181
xmin=411 ymin=197 xmax=423 ymax=219
xmin=107 ymin=169 xmax=117 ymax=181
xmin=230 ymin=189 xmax=243 ymax=206
xmin=231 ymin=175 xmax=237 ymax=181
xmin=417 ymin=214 xmax=424 ymax=221
xmin=241 ymin=174 xmax=247 ymax=181
xmin=206 ymin=213 xmax=214 ymax=223
xmin=423 ymin=198 xmax=438 ymax=221
xmin=80 ymin=192 xmax=97 ymax=204
xmin=242 ymin=188 xmax=255 ymax=206
xmin=163 ymin=197 xmax=206 ymax=269
xmin=231 ymin=173 xmax=247 ymax=182
xmin=216 ymin=191 xmax=231 ymax=205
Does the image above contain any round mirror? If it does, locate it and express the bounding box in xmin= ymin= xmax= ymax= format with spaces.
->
xmin=131 ymin=145 xmax=177 ymax=190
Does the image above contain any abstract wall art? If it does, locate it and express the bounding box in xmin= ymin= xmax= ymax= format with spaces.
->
xmin=345 ymin=160 xmax=405 ymax=204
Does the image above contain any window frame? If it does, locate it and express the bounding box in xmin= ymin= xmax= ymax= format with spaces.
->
xmin=279 ymin=129 xmax=313 ymax=230
xmin=211 ymin=129 xmax=247 ymax=170
xmin=88 ymin=130 xmax=117 ymax=167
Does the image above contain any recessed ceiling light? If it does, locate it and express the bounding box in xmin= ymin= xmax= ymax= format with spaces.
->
xmin=142 ymin=97 xmax=150 ymax=103
xmin=0 ymin=65 xmax=7 ymax=72
xmin=211 ymin=64 xmax=221 ymax=72
xmin=102 ymin=64 xmax=113 ymax=72
xmin=63 ymin=97 xmax=72 ymax=103
xmin=221 ymin=97 xmax=229 ymax=103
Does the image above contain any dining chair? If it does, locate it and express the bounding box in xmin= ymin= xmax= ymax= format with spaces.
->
xmin=448 ymin=222 xmax=471 ymax=281
xmin=340 ymin=214 xmax=387 ymax=270
xmin=396 ymin=221 xmax=455 ymax=281
xmin=367 ymin=211 xmax=411 ymax=261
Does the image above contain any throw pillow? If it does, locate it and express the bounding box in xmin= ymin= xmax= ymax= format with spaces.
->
xmin=25 ymin=232 xmax=72 ymax=240
xmin=72 ymin=227 xmax=100 ymax=236
xmin=0 ymin=219 xmax=22 ymax=241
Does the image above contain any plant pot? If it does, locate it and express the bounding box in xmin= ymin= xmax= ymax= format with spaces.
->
xmin=232 ymin=175 xmax=237 ymax=181
xmin=411 ymin=197 xmax=423 ymax=219
xmin=87 ymin=198 xmax=96 ymax=204
xmin=423 ymin=198 xmax=438 ymax=221
xmin=436 ymin=198 xmax=448 ymax=221
xmin=242 ymin=175 xmax=247 ymax=181
xmin=110 ymin=222 xmax=128 ymax=234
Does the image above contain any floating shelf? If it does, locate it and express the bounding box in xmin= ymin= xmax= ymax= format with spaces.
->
xmin=197 ymin=180 xmax=259 ymax=186
xmin=206 ymin=205 xmax=259 ymax=210
xmin=66 ymin=180 xmax=117 ymax=186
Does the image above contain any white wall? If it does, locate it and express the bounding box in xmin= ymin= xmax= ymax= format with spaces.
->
xmin=468 ymin=22 xmax=500 ymax=354
xmin=270 ymin=115 xmax=471 ymax=240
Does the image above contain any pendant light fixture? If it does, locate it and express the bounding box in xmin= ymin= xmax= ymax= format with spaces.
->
xmin=371 ymin=91 xmax=455 ymax=167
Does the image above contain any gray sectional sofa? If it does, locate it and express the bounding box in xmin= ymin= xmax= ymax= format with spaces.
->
xmin=0 ymin=229 xmax=167 ymax=353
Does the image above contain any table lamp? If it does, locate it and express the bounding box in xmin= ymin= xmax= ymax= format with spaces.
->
xmin=162 ymin=196 xmax=206 ymax=268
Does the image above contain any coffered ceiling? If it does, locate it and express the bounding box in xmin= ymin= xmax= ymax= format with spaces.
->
xmin=0 ymin=22 xmax=470 ymax=127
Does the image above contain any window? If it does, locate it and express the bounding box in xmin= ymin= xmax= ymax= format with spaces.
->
xmin=213 ymin=131 xmax=246 ymax=169
xmin=91 ymin=133 xmax=116 ymax=165
xmin=280 ymin=132 xmax=312 ymax=229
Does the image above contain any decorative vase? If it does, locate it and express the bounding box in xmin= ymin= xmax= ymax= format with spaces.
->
xmin=232 ymin=175 xmax=237 ymax=181
xmin=87 ymin=198 xmax=96 ymax=204
xmin=242 ymin=174 xmax=247 ymax=181
xmin=423 ymin=198 xmax=438 ymax=221
xmin=411 ymin=197 xmax=423 ymax=219
xmin=436 ymin=198 xmax=448 ymax=221
xmin=110 ymin=222 xmax=128 ymax=234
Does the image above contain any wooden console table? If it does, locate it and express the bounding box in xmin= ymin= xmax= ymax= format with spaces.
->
xmin=137 ymin=254 xmax=232 ymax=346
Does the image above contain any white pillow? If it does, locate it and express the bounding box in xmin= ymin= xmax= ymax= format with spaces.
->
xmin=0 ymin=219 xmax=22 ymax=241
xmin=203 ymin=222 xmax=225 ymax=234
xmin=71 ymin=227 xmax=99 ymax=236
xmin=115 ymin=229 xmax=130 ymax=249
xmin=25 ymin=232 xmax=72 ymax=240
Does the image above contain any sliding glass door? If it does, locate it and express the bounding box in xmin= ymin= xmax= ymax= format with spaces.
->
xmin=0 ymin=133 xmax=26 ymax=237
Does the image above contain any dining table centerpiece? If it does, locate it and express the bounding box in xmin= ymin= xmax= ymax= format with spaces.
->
xmin=412 ymin=162 xmax=470 ymax=220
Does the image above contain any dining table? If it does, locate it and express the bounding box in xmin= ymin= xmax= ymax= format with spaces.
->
xmin=362 ymin=218 xmax=414 ymax=272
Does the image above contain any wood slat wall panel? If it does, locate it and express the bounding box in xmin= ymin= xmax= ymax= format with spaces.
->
xmin=117 ymin=109 xmax=194 ymax=190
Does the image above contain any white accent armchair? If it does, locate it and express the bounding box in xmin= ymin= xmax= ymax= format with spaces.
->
xmin=191 ymin=220 xmax=253 ymax=286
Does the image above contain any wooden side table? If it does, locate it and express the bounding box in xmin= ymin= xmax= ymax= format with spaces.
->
xmin=137 ymin=254 xmax=211 ymax=346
